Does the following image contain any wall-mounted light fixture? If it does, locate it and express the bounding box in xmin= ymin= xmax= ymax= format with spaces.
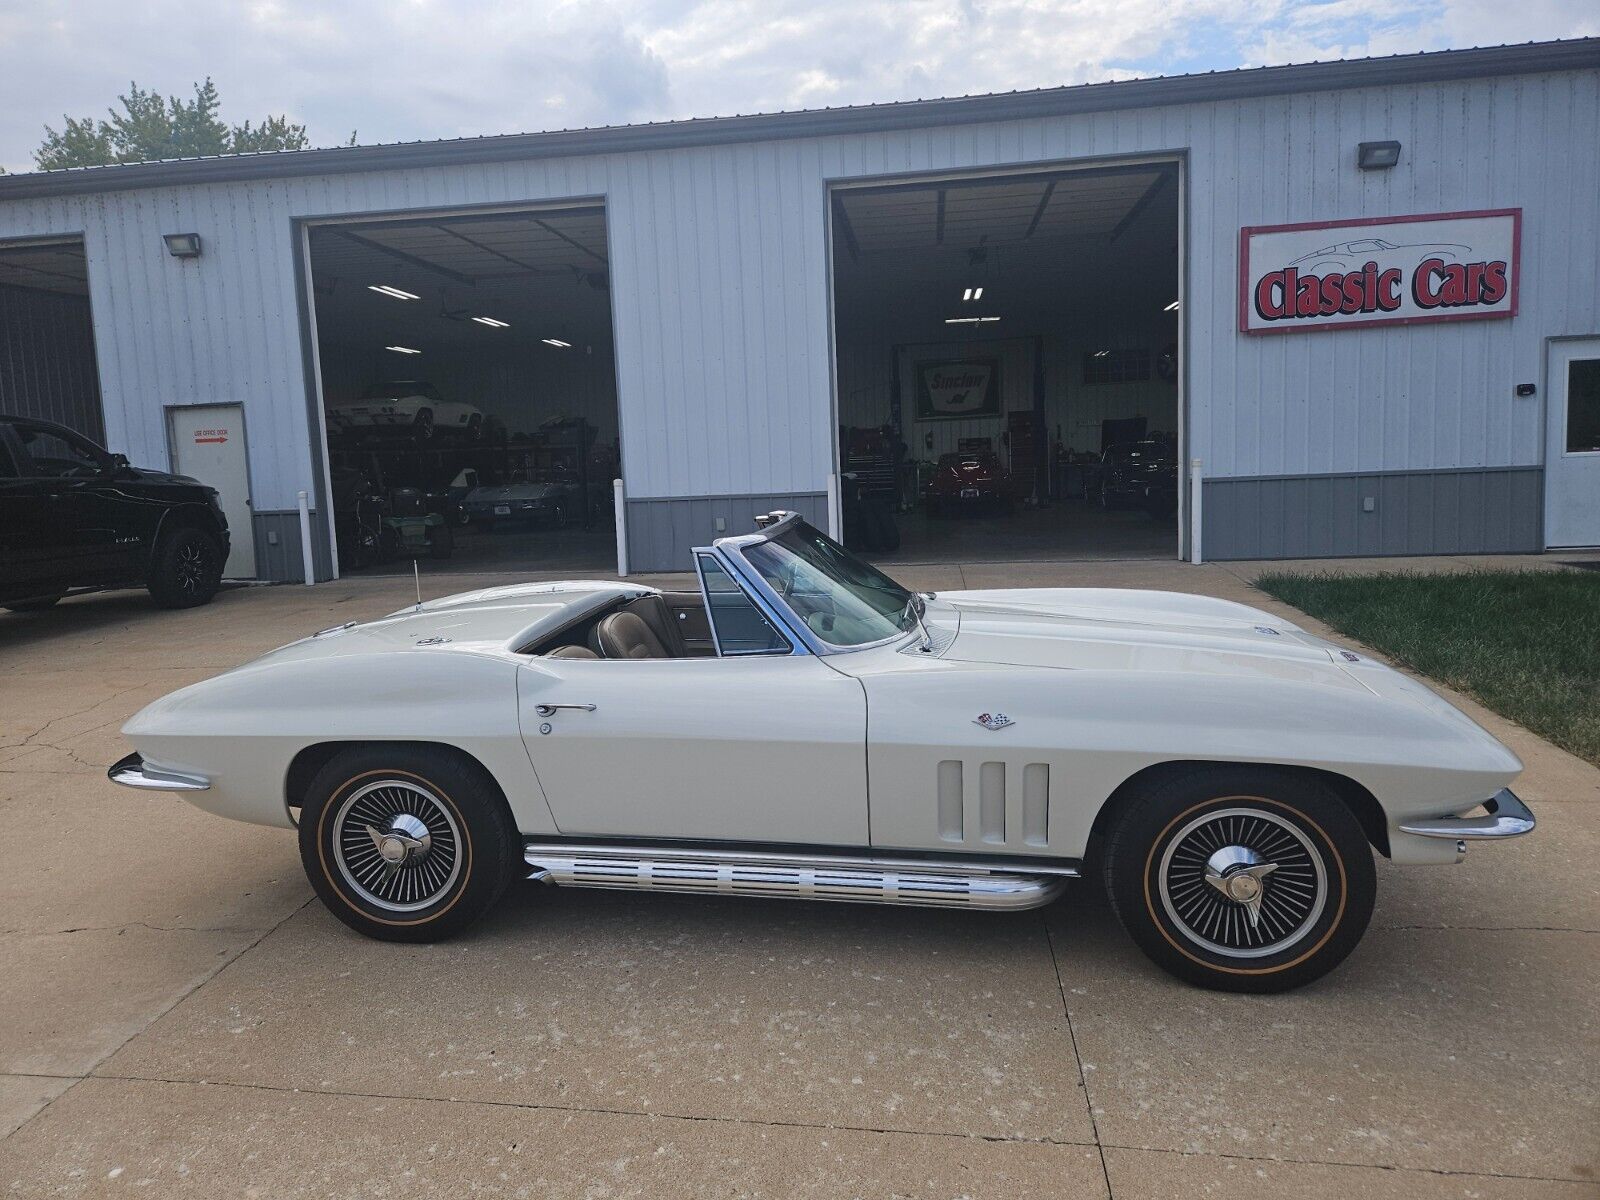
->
xmin=163 ymin=233 xmax=203 ymax=258
xmin=1356 ymin=140 xmax=1402 ymax=170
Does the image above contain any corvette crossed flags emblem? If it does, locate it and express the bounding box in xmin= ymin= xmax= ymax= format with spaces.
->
xmin=973 ymin=712 xmax=1014 ymax=731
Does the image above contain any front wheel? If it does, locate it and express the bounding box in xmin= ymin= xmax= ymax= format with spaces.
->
xmin=299 ymin=746 xmax=520 ymax=943
xmin=147 ymin=526 xmax=224 ymax=608
xmin=1102 ymin=767 xmax=1375 ymax=992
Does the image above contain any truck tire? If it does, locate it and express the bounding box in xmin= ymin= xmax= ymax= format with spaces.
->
xmin=147 ymin=525 xmax=225 ymax=609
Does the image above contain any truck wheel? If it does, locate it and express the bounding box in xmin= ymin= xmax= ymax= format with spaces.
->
xmin=147 ymin=526 xmax=224 ymax=609
xmin=299 ymin=746 xmax=521 ymax=943
xmin=1102 ymin=766 xmax=1375 ymax=993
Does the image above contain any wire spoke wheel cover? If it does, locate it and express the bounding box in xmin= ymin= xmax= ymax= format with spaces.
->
xmin=332 ymin=778 xmax=464 ymax=912
xmin=1157 ymin=804 xmax=1327 ymax=959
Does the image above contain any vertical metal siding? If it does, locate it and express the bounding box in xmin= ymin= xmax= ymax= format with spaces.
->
xmin=0 ymin=69 xmax=1593 ymax=551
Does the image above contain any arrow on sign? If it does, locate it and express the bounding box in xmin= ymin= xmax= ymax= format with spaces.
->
xmin=194 ymin=434 xmax=228 ymax=444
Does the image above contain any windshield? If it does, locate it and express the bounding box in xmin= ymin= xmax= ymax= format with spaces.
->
xmin=741 ymin=520 xmax=917 ymax=648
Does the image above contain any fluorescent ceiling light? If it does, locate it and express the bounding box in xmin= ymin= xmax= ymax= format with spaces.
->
xmin=1164 ymin=300 xmax=1180 ymax=312
xmin=471 ymin=316 xmax=510 ymax=328
xmin=385 ymin=345 xmax=422 ymax=355
xmin=973 ymin=287 xmax=983 ymax=300
xmin=944 ymin=315 xmax=1001 ymax=325
xmin=1093 ymin=349 xmax=1110 ymax=358
xmin=542 ymin=338 xmax=572 ymax=348
xmin=368 ymin=285 xmax=420 ymax=300
xmin=962 ymin=287 xmax=973 ymax=301
xmin=979 ymin=316 xmax=999 ymax=323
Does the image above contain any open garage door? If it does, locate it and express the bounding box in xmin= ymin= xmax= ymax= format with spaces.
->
xmin=0 ymin=239 xmax=104 ymax=441
xmin=830 ymin=163 xmax=1181 ymax=564
xmin=305 ymin=206 xmax=620 ymax=577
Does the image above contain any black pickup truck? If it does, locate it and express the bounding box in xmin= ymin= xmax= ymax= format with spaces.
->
xmin=0 ymin=414 xmax=229 ymax=612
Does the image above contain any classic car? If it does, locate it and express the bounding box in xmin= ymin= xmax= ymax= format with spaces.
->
xmin=326 ymin=381 xmax=483 ymax=441
xmin=1093 ymin=439 xmax=1179 ymax=517
xmin=108 ymin=512 xmax=1534 ymax=993
xmin=1288 ymin=238 xmax=1470 ymax=272
xmin=1 ymin=414 xmax=229 ymax=611
xmin=925 ymin=451 xmax=1016 ymax=516
xmin=463 ymin=475 xmax=581 ymax=528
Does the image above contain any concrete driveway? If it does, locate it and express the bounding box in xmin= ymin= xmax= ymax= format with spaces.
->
xmin=0 ymin=559 xmax=1595 ymax=1198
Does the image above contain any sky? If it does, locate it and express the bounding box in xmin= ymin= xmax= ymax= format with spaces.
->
xmin=0 ymin=0 xmax=1596 ymax=173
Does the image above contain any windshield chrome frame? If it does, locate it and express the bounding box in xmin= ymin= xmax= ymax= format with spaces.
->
xmin=709 ymin=513 xmax=920 ymax=657
xmin=694 ymin=543 xmax=815 ymax=656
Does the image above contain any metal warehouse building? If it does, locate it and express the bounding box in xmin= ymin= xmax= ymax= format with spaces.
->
xmin=0 ymin=39 xmax=1596 ymax=582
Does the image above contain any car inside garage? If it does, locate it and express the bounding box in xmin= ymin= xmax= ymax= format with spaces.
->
xmin=0 ymin=238 xmax=104 ymax=440
xmin=830 ymin=163 xmax=1181 ymax=563
xmin=305 ymin=206 xmax=620 ymax=576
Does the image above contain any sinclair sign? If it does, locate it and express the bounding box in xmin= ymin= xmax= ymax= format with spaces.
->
xmin=1239 ymin=209 xmax=1520 ymax=334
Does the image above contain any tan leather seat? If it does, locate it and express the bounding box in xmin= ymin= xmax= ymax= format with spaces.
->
xmin=621 ymin=594 xmax=687 ymax=657
xmin=546 ymin=644 xmax=599 ymax=659
xmin=592 ymin=611 xmax=671 ymax=659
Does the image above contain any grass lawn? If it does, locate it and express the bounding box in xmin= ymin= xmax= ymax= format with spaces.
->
xmin=1254 ymin=568 xmax=1600 ymax=766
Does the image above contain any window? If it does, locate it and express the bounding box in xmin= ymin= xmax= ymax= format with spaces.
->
xmin=16 ymin=424 xmax=106 ymax=478
xmin=0 ymin=437 xmax=16 ymax=479
xmin=1082 ymin=348 xmax=1150 ymax=385
xmin=1567 ymin=359 xmax=1600 ymax=454
xmin=696 ymin=554 xmax=791 ymax=655
xmin=741 ymin=522 xmax=917 ymax=648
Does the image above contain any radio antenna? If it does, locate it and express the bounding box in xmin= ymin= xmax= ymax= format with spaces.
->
xmin=413 ymin=560 xmax=422 ymax=610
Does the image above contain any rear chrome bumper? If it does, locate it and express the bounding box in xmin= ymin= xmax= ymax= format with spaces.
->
xmin=1398 ymin=788 xmax=1535 ymax=840
xmin=107 ymin=752 xmax=210 ymax=793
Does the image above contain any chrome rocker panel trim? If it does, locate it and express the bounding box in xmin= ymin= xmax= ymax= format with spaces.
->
xmin=107 ymin=751 xmax=211 ymax=793
xmin=1398 ymin=788 xmax=1535 ymax=840
xmin=524 ymin=842 xmax=1074 ymax=911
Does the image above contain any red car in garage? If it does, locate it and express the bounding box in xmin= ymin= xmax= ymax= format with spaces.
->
xmin=925 ymin=451 xmax=1017 ymax=516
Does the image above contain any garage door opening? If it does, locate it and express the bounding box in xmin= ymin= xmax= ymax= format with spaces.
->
xmin=305 ymin=206 xmax=620 ymax=577
xmin=830 ymin=163 xmax=1181 ymax=563
xmin=0 ymin=239 xmax=104 ymax=441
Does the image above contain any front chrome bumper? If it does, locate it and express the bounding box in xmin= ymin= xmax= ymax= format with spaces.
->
xmin=1398 ymin=788 xmax=1535 ymax=840
xmin=107 ymin=752 xmax=210 ymax=793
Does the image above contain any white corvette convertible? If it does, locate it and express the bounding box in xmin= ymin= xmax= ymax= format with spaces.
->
xmin=110 ymin=513 xmax=1533 ymax=992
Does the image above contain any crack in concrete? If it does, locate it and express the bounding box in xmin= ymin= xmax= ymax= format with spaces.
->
xmin=1099 ymin=1141 xmax=1595 ymax=1187
xmin=78 ymin=1072 xmax=1102 ymax=1151
xmin=1041 ymin=912 xmax=1114 ymax=1199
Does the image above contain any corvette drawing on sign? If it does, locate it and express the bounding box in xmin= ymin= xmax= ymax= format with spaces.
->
xmin=1289 ymin=238 xmax=1471 ymax=272
xmin=109 ymin=512 xmax=1534 ymax=993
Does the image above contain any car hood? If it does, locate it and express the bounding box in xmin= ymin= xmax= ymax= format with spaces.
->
xmin=929 ymin=588 xmax=1372 ymax=691
xmin=124 ymin=466 xmax=206 ymax=487
xmin=466 ymin=483 xmax=564 ymax=501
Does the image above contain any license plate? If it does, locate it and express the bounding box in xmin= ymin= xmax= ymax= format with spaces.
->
xmin=960 ymin=488 xmax=980 ymax=499
xmin=494 ymin=505 xmax=511 ymax=516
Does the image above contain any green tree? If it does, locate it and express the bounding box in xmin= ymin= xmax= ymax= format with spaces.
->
xmin=35 ymin=78 xmax=327 ymax=170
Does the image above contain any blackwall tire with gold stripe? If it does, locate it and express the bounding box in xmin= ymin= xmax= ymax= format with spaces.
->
xmin=1102 ymin=766 xmax=1376 ymax=993
xmin=298 ymin=746 xmax=520 ymax=943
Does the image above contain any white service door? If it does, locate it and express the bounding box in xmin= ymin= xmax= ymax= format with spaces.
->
xmin=518 ymin=655 xmax=868 ymax=845
xmin=1546 ymin=340 xmax=1600 ymax=548
xmin=167 ymin=404 xmax=255 ymax=577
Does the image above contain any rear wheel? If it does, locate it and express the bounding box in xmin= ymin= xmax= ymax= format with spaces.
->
xmin=1102 ymin=766 xmax=1375 ymax=992
xmin=299 ymin=746 xmax=520 ymax=942
xmin=147 ymin=525 xmax=224 ymax=608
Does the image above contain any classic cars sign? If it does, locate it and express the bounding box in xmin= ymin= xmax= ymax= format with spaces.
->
xmin=1238 ymin=209 xmax=1520 ymax=334
xmin=915 ymin=359 xmax=1000 ymax=421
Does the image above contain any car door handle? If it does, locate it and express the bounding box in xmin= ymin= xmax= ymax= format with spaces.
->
xmin=535 ymin=703 xmax=596 ymax=716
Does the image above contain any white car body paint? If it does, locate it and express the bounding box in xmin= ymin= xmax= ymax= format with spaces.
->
xmin=121 ymin=569 xmax=1521 ymax=869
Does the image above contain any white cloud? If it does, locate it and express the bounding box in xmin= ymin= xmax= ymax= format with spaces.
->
xmin=0 ymin=0 xmax=1594 ymax=172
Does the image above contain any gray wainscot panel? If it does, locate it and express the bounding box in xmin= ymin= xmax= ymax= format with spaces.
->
xmin=626 ymin=492 xmax=829 ymax=573
xmin=1202 ymin=467 xmax=1543 ymax=560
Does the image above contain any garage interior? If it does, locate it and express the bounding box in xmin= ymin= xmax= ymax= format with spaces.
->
xmin=0 ymin=239 xmax=105 ymax=441
xmin=306 ymin=207 xmax=620 ymax=576
xmin=830 ymin=163 xmax=1180 ymax=563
